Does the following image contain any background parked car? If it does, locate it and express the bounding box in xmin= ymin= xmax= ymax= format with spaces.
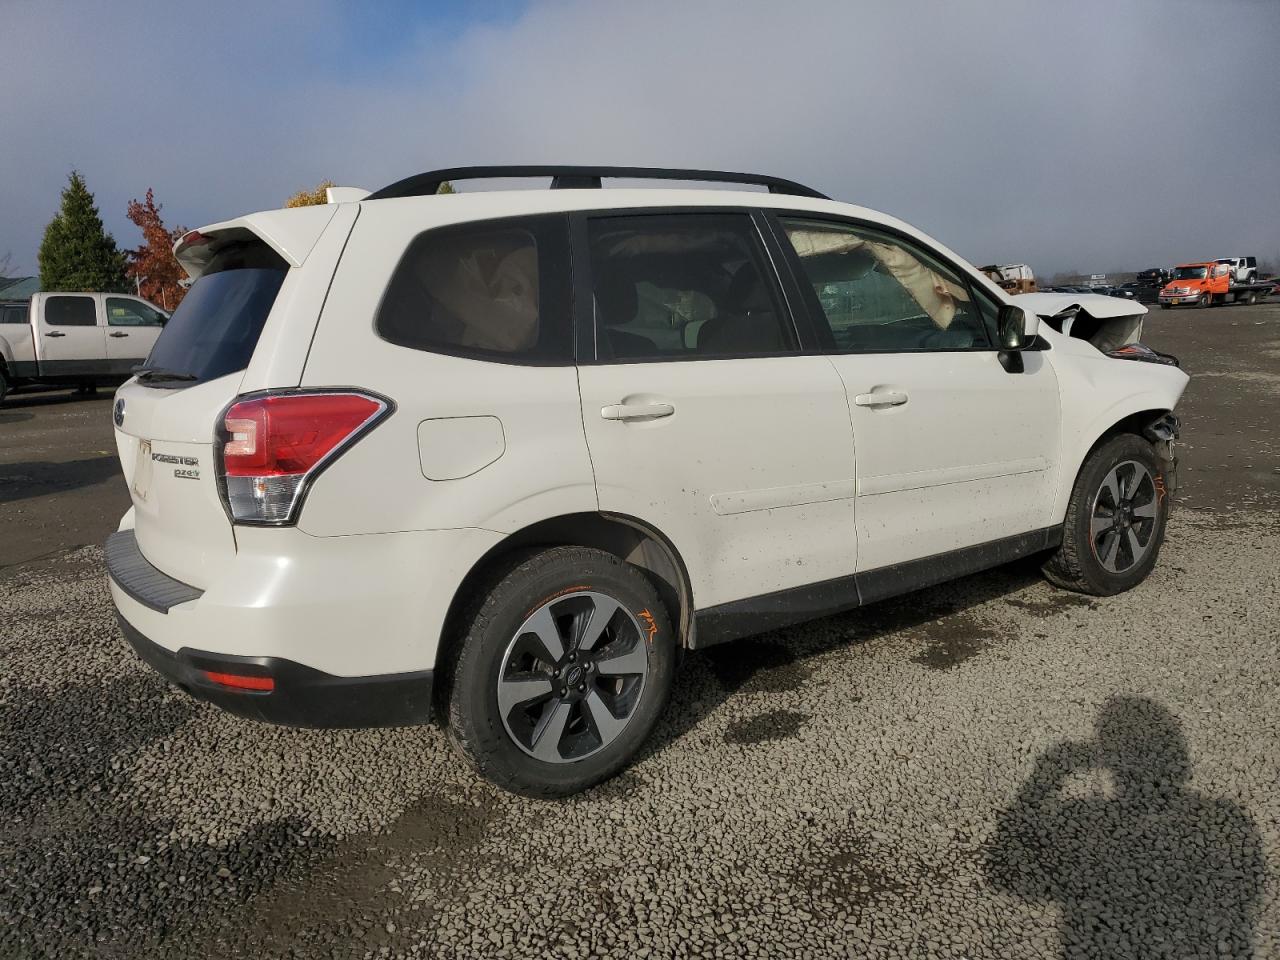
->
xmin=0 ymin=292 xmax=167 ymax=403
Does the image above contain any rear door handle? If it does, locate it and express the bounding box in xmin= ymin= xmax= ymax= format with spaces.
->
xmin=45 ymin=331 xmax=66 ymax=338
xmin=853 ymin=390 xmax=909 ymax=408
xmin=109 ymin=331 xmax=129 ymax=338
xmin=601 ymin=401 xmax=675 ymax=421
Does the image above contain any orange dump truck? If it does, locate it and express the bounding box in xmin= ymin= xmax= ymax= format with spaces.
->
xmin=1159 ymin=261 xmax=1271 ymax=309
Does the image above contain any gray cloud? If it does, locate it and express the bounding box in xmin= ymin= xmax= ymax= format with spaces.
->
xmin=3 ymin=0 xmax=1278 ymax=278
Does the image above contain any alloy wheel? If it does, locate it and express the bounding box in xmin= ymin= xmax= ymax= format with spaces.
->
xmin=1090 ymin=460 xmax=1159 ymax=574
xmin=497 ymin=591 xmax=649 ymax=763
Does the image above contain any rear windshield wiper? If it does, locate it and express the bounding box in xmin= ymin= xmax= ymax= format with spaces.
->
xmin=134 ymin=366 xmax=198 ymax=383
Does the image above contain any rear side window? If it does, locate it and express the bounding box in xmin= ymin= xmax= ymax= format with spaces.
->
xmin=144 ymin=241 xmax=287 ymax=384
xmin=46 ymin=295 xmax=97 ymax=326
xmin=376 ymin=215 xmax=571 ymax=363
xmin=587 ymin=213 xmax=794 ymax=361
xmin=0 ymin=304 xmax=27 ymax=324
xmin=106 ymin=297 xmax=165 ymax=326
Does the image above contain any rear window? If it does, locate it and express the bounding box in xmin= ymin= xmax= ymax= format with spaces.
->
xmin=375 ymin=214 xmax=571 ymax=363
xmin=143 ymin=242 xmax=287 ymax=384
xmin=0 ymin=303 xmax=28 ymax=324
xmin=46 ymin=295 xmax=97 ymax=326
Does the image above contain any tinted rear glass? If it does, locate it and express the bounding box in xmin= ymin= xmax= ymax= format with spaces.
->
xmin=1 ymin=304 xmax=28 ymax=324
xmin=375 ymin=214 xmax=571 ymax=363
xmin=46 ymin=295 xmax=97 ymax=326
xmin=144 ymin=267 xmax=285 ymax=384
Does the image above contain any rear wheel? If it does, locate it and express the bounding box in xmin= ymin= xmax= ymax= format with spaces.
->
xmin=1043 ymin=434 xmax=1170 ymax=596
xmin=446 ymin=546 xmax=675 ymax=797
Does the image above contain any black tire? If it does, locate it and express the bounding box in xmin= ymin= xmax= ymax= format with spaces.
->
xmin=445 ymin=546 xmax=675 ymax=797
xmin=1246 ymin=291 xmax=1258 ymax=305
xmin=1199 ymin=293 xmax=1212 ymax=308
xmin=76 ymin=382 xmax=97 ymax=396
xmin=1159 ymin=304 xmax=1171 ymax=310
xmin=0 ymin=367 xmax=8 ymax=405
xmin=1042 ymin=434 xmax=1171 ymax=596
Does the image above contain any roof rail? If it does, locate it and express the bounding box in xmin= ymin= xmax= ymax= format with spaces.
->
xmin=364 ymin=165 xmax=829 ymax=201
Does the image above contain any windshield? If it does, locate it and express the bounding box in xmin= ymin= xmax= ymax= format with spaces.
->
xmin=1173 ymin=266 xmax=1207 ymax=280
xmin=142 ymin=267 xmax=285 ymax=385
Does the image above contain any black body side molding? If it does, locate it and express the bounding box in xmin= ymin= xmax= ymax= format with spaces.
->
xmin=691 ymin=527 xmax=1061 ymax=649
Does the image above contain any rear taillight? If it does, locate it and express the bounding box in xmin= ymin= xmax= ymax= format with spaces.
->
xmin=217 ymin=391 xmax=390 ymax=524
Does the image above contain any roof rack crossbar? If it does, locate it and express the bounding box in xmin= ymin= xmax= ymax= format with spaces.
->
xmin=365 ymin=166 xmax=828 ymax=201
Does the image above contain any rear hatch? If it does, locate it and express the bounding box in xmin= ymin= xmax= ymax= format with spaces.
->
xmin=114 ymin=235 xmax=289 ymax=588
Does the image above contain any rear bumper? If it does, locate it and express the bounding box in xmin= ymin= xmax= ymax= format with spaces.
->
xmin=116 ymin=612 xmax=435 ymax=728
xmin=105 ymin=523 xmax=507 ymax=726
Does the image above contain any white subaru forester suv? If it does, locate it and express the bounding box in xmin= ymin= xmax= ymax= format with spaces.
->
xmin=107 ymin=166 xmax=1187 ymax=797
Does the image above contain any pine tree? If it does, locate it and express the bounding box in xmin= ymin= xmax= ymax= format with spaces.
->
xmin=38 ymin=171 xmax=130 ymax=292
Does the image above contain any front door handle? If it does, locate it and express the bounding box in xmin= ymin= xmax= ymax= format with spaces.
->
xmin=45 ymin=330 xmax=67 ymax=338
xmin=601 ymin=401 xmax=675 ymax=422
xmin=109 ymin=331 xmax=129 ymax=338
xmin=853 ymin=390 xmax=908 ymax=408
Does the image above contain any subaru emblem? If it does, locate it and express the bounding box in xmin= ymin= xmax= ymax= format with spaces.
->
xmin=113 ymin=398 xmax=125 ymax=428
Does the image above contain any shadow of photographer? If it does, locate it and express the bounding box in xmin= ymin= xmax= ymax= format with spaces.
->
xmin=985 ymin=696 xmax=1264 ymax=958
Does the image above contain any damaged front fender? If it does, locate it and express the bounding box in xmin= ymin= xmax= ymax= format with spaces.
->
xmin=1143 ymin=412 xmax=1181 ymax=496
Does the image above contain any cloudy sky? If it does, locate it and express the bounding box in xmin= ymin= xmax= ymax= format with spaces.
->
xmin=2 ymin=0 xmax=1278 ymax=278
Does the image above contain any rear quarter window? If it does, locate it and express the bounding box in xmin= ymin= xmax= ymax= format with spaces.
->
xmin=375 ymin=214 xmax=572 ymax=363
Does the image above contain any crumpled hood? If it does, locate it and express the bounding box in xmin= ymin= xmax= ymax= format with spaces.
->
xmin=1015 ymin=292 xmax=1147 ymax=353
xmin=1014 ymin=292 xmax=1149 ymax=321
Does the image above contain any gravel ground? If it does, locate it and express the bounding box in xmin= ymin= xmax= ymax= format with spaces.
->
xmin=2 ymin=302 xmax=1278 ymax=958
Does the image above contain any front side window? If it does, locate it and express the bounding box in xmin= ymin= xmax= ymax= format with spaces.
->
xmin=376 ymin=215 xmax=569 ymax=362
xmin=780 ymin=218 xmax=990 ymax=352
xmin=106 ymin=297 xmax=165 ymax=326
xmin=45 ymin=295 xmax=97 ymax=327
xmin=587 ymin=213 xmax=795 ymax=360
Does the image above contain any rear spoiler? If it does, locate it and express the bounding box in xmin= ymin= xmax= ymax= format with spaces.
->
xmin=325 ymin=186 xmax=370 ymax=203
xmin=172 ymin=205 xmax=339 ymax=280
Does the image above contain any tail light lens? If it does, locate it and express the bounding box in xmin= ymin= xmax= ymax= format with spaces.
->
xmin=218 ymin=391 xmax=390 ymax=524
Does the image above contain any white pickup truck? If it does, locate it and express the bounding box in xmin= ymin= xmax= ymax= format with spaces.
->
xmin=0 ymin=292 xmax=168 ymax=403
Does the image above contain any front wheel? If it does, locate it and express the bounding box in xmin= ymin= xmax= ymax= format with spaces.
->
xmin=1043 ymin=434 xmax=1170 ymax=596
xmin=445 ymin=546 xmax=675 ymax=797
xmin=1199 ymin=293 xmax=1212 ymax=308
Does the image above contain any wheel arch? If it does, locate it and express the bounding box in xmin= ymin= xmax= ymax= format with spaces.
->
xmin=432 ymin=511 xmax=695 ymax=716
xmin=1054 ymin=402 xmax=1177 ymax=523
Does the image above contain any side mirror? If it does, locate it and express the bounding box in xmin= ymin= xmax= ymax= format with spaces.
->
xmin=997 ymin=304 xmax=1038 ymax=350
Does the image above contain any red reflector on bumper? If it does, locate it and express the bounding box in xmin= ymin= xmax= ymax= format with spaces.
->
xmin=203 ymin=670 xmax=275 ymax=692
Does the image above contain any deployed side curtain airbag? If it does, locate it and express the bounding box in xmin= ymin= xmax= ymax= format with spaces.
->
xmin=784 ymin=229 xmax=970 ymax=329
